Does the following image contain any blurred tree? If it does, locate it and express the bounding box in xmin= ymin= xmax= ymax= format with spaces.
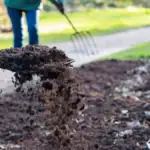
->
xmin=64 ymin=0 xmax=150 ymax=8
xmin=132 ymin=0 xmax=150 ymax=7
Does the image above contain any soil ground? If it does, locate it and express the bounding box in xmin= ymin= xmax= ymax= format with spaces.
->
xmin=0 ymin=46 xmax=150 ymax=150
xmin=75 ymin=60 xmax=150 ymax=150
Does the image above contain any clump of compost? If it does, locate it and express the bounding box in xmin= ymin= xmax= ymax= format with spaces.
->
xmin=0 ymin=45 xmax=73 ymax=85
xmin=0 ymin=45 xmax=86 ymax=149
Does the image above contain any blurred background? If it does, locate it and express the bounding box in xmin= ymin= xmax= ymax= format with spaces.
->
xmin=0 ymin=0 xmax=150 ymax=49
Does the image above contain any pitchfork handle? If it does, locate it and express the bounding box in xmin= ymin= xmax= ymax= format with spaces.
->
xmin=63 ymin=13 xmax=78 ymax=33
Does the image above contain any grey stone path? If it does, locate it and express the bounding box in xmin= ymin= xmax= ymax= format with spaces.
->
xmin=48 ymin=27 xmax=150 ymax=67
xmin=1 ymin=27 xmax=150 ymax=92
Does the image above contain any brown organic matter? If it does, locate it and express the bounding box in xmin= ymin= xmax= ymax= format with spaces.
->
xmin=0 ymin=45 xmax=149 ymax=150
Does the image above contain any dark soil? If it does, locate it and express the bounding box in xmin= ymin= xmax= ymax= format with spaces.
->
xmin=0 ymin=45 xmax=73 ymax=86
xmin=0 ymin=45 xmax=85 ymax=150
xmin=75 ymin=60 xmax=150 ymax=150
xmin=0 ymin=45 xmax=149 ymax=150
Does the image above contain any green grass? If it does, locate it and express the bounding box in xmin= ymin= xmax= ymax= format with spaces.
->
xmin=1 ymin=8 xmax=150 ymax=49
xmin=105 ymin=42 xmax=150 ymax=60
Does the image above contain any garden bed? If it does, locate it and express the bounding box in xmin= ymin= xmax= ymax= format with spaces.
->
xmin=0 ymin=45 xmax=149 ymax=150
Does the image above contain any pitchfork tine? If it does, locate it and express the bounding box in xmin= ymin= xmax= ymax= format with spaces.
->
xmin=75 ymin=31 xmax=93 ymax=56
xmin=74 ymin=32 xmax=88 ymax=56
xmin=71 ymin=32 xmax=86 ymax=57
xmin=86 ymin=31 xmax=97 ymax=53
xmin=79 ymin=32 xmax=93 ymax=56
xmin=71 ymin=34 xmax=83 ymax=59
xmin=63 ymin=13 xmax=97 ymax=57
xmin=84 ymin=31 xmax=96 ymax=55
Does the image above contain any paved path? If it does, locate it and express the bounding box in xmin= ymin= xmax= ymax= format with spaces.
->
xmin=1 ymin=27 xmax=150 ymax=92
xmin=48 ymin=27 xmax=150 ymax=67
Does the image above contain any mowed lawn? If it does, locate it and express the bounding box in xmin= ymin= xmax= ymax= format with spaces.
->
xmin=1 ymin=8 xmax=150 ymax=49
xmin=105 ymin=42 xmax=150 ymax=60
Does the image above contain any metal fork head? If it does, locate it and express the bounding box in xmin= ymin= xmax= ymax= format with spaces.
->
xmin=71 ymin=31 xmax=97 ymax=57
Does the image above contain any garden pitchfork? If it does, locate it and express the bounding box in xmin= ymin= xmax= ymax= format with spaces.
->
xmin=50 ymin=0 xmax=97 ymax=57
xmin=63 ymin=13 xmax=97 ymax=56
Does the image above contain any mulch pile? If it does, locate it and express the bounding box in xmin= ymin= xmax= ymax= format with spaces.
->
xmin=0 ymin=45 xmax=150 ymax=150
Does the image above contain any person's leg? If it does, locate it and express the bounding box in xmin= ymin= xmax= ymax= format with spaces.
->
xmin=6 ymin=7 xmax=24 ymax=48
xmin=25 ymin=9 xmax=39 ymax=45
